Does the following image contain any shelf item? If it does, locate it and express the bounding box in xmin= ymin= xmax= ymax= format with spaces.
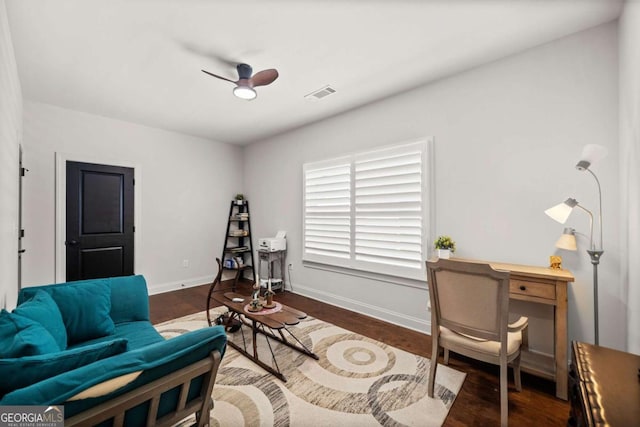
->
xmin=222 ymin=200 xmax=256 ymax=288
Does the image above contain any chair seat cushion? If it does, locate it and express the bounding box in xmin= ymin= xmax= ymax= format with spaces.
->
xmin=440 ymin=326 xmax=522 ymax=357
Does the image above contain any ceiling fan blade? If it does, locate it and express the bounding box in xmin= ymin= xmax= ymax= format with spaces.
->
xmin=251 ymin=69 xmax=279 ymax=87
xmin=180 ymin=41 xmax=238 ymax=67
xmin=201 ymin=69 xmax=237 ymax=84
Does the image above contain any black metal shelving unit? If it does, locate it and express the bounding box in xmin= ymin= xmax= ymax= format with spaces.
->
xmin=222 ymin=199 xmax=256 ymax=288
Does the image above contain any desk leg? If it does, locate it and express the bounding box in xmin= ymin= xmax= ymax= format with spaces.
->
xmin=555 ymin=282 xmax=568 ymax=400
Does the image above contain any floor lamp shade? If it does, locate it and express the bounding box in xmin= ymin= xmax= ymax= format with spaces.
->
xmin=555 ymin=228 xmax=577 ymax=251
xmin=576 ymin=144 xmax=608 ymax=171
xmin=544 ymin=198 xmax=578 ymax=224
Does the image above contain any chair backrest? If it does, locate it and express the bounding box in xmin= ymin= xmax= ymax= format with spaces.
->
xmin=426 ymin=259 xmax=510 ymax=342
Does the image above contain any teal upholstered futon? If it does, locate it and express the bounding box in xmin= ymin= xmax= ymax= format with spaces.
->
xmin=0 ymin=275 xmax=226 ymax=426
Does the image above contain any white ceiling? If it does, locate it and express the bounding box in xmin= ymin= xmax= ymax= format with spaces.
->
xmin=6 ymin=0 xmax=623 ymax=145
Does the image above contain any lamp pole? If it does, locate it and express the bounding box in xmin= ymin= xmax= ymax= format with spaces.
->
xmin=578 ymin=162 xmax=604 ymax=346
xmin=587 ymin=249 xmax=603 ymax=345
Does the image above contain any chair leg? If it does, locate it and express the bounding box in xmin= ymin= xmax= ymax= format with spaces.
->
xmin=513 ymin=353 xmax=522 ymax=392
xmin=500 ymin=361 xmax=508 ymax=427
xmin=443 ymin=348 xmax=450 ymax=365
xmin=428 ymin=337 xmax=440 ymax=398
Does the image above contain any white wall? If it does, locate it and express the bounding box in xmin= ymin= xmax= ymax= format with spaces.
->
xmin=245 ymin=23 xmax=621 ymax=352
xmin=619 ymin=1 xmax=640 ymax=354
xmin=0 ymin=0 xmax=21 ymax=310
xmin=21 ymin=101 xmax=244 ymax=294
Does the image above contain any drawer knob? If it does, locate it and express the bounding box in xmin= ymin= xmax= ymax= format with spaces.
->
xmin=519 ymin=285 xmax=527 ymax=291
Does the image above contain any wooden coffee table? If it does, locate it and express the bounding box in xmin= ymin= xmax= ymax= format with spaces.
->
xmin=213 ymin=292 xmax=319 ymax=381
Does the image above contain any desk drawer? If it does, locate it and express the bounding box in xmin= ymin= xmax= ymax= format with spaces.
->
xmin=510 ymin=279 xmax=556 ymax=300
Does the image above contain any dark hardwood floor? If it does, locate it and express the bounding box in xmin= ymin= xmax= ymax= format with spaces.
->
xmin=149 ymin=281 xmax=570 ymax=426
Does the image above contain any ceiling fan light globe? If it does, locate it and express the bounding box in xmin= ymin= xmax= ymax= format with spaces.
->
xmin=233 ymin=86 xmax=257 ymax=100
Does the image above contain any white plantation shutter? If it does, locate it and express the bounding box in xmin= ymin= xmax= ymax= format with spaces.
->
xmin=355 ymin=145 xmax=424 ymax=270
xmin=303 ymin=140 xmax=431 ymax=280
xmin=304 ymin=159 xmax=351 ymax=263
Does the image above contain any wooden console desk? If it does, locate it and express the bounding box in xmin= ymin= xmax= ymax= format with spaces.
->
xmin=446 ymin=258 xmax=574 ymax=400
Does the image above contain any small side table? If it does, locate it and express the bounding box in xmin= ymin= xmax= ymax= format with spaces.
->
xmin=258 ymin=250 xmax=286 ymax=292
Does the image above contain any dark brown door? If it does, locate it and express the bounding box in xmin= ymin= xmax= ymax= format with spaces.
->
xmin=66 ymin=161 xmax=134 ymax=281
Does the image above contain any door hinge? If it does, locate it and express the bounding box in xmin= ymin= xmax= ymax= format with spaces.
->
xmin=133 ymin=226 xmax=136 ymax=232
xmin=133 ymin=178 xmax=135 ymax=186
xmin=20 ymin=167 xmax=29 ymax=177
xmin=19 ymin=229 xmax=25 ymax=238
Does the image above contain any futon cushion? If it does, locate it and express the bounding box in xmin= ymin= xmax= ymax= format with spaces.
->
xmin=0 ymin=338 xmax=128 ymax=395
xmin=0 ymin=310 xmax=60 ymax=358
xmin=39 ymin=280 xmax=115 ymax=344
xmin=13 ymin=290 xmax=67 ymax=350
xmin=108 ymin=275 xmax=150 ymax=323
xmin=0 ymin=326 xmax=227 ymax=415
xmin=74 ymin=321 xmax=164 ymax=352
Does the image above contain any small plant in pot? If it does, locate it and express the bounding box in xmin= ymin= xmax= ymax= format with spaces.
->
xmin=434 ymin=235 xmax=456 ymax=259
xmin=235 ymin=194 xmax=245 ymax=205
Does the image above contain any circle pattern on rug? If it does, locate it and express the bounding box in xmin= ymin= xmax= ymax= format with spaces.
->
xmin=317 ymin=333 xmax=396 ymax=378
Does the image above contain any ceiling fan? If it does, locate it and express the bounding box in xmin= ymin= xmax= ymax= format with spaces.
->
xmin=201 ymin=63 xmax=279 ymax=100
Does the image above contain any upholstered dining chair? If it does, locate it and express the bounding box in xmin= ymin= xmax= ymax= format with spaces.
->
xmin=426 ymin=259 xmax=528 ymax=427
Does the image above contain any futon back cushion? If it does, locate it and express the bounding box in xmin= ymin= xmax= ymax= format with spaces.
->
xmin=13 ymin=290 xmax=67 ymax=350
xmin=0 ymin=338 xmax=128 ymax=395
xmin=24 ymin=280 xmax=116 ymax=344
xmin=108 ymin=275 xmax=150 ymax=323
xmin=54 ymin=281 xmax=115 ymax=344
xmin=0 ymin=310 xmax=60 ymax=358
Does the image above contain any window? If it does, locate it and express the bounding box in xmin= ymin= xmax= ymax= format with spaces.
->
xmin=303 ymin=139 xmax=432 ymax=280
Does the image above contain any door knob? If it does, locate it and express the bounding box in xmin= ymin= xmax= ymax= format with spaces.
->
xmin=66 ymin=240 xmax=79 ymax=246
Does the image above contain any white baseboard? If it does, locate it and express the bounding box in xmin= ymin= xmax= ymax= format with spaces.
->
xmin=147 ymin=275 xmax=213 ymax=295
xmin=291 ymin=282 xmax=430 ymax=334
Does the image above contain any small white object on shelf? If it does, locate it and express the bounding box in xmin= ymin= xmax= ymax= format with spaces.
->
xmin=258 ymin=230 xmax=287 ymax=252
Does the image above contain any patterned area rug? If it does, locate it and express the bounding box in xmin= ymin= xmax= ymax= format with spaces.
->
xmin=155 ymin=309 xmax=465 ymax=427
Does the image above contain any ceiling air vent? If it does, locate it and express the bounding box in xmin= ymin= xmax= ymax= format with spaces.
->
xmin=304 ymin=85 xmax=336 ymax=101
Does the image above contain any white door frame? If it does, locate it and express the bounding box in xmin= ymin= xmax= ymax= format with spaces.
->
xmin=54 ymin=152 xmax=142 ymax=283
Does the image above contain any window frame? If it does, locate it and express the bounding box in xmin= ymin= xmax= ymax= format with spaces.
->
xmin=302 ymin=138 xmax=434 ymax=281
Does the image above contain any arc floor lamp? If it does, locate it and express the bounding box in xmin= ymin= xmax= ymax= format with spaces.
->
xmin=545 ymin=144 xmax=606 ymax=345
